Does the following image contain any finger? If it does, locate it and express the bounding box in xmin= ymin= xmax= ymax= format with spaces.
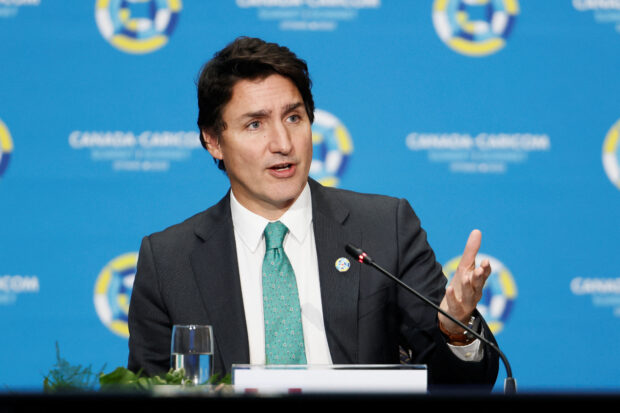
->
xmin=443 ymin=285 xmax=457 ymax=311
xmin=472 ymin=267 xmax=485 ymax=288
xmin=456 ymin=272 xmax=477 ymax=304
xmin=467 ymin=263 xmax=492 ymax=303
xmin=470 ymin=260 xmax=491 ymax=287
xmin=480 ymin=259 xmax=492 ymax=280
xmin=464 ymin=271 xmax=481 ymax=299
xmin=458 ymin=229 xmax=482 ymax=272
xmin=468 ymin=270 xmax=487 ymax=301
xmin=442 ymin=285 xmax=471 ymax=326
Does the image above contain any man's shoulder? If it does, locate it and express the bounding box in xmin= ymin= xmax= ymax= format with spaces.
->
xmin=145 ymin=194 xmax=230 ymax=247
xmin=319 ymin=184 xmax=400 ymax=203
xmin=311 ymin=180 xmax=403 ymax=213
xmin=148 ymin=210 xmax=204 ymax=239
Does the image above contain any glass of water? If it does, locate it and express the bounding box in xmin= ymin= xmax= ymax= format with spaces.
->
xmin=171 ymin=324 xmax=214 ymax=385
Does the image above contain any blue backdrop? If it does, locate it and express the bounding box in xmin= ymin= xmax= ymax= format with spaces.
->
xmin=1 ymin=0 xmax=620 ymax=393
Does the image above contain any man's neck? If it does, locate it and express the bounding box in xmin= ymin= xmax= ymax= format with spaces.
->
xmin=230 ymin=189 xmax=304 ymax=221
xmin=230 ymin=183 xmax=311 ymax=222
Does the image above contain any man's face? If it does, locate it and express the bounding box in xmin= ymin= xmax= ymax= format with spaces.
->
xmin=203 ymin=74 xmax=313 ymax=219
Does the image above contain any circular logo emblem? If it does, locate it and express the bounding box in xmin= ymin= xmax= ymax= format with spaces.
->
xmin=443 ymin=253 xmax=517 ymax=334
xmin=602 ymin=118 xmax=620 ymax=190
xmin=310 ymin=109 xmax=353 ymax=188
xmin=94 ymin=252 xmax=137 ymax=337
xmin=95 ymin=0 xmax=182 ymax=54
xmin=334 ymin=257 xmax=351 ymax=273
xmin=0 ymin=119 xmax=13 ymax=178
xmin=432 ymin=0 xmax=519 ymax=57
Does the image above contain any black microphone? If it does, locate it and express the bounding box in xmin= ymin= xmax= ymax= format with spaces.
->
xmin=345 ymin=243 xmax=517 ymax=395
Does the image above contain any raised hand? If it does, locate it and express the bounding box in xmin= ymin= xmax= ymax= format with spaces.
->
xmin=438 ymin=229 xmax=491 ymax=334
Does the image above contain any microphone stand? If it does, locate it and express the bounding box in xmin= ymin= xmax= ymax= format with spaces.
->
xmin=346 ymin=244 xmax=516 ymax=395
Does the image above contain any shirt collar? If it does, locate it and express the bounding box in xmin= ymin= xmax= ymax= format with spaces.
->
xmin=230 ymin=183 xmax=312 ymax=252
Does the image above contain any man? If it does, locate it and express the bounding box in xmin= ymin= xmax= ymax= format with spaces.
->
xmin=128 ymin=37 xmax=499 ymax=390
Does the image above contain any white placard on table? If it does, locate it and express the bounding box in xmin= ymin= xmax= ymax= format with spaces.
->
xmin=232 ymin=364 xmax=427 ymax=395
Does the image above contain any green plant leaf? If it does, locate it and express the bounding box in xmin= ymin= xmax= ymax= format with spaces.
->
xmin=44 ymin=343 xmax=230 ymax=392
xmin=42 ymin=342 xmax=104 ymax=393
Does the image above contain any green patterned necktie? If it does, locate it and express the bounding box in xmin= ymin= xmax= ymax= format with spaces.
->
xmin=262 ymin=221 xmax=307 ymax=365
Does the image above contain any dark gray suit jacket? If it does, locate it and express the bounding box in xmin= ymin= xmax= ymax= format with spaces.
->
xmin=128 ymin=179 xmax=499 ymax=389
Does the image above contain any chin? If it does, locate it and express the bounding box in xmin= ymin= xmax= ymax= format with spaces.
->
xmin=269 ymin=180 xmax=305 ymax=205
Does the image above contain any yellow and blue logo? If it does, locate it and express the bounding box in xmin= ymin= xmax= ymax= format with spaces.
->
xmin=443 ymin=253 xmax=517 ymax=334
xmin=310 ymin=109 xmax=353 ymax=188
xmin=0 ymin=119 xmax=13 ymax=178
xmin=432 ymin=0 xmax=519 ymax=57
xmin=94 ymin=252 xmax=137 ymax=338
xmin=95 ymin=0 xmax=182 ymax=54
xmin=602 ymin=118 xmax=620 ymax=190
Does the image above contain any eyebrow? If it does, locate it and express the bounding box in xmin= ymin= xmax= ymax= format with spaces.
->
xmin=282 ymin=102 xmax=304 ymax=115
xmin=238 ymin=102 xmax=304 ymax=121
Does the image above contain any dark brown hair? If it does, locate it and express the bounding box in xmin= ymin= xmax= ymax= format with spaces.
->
xmin=196 ymin=37 xmax=315 ymax=170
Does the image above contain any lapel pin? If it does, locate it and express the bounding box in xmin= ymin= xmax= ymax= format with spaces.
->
xmin=335 ymin=257 xmax=351 ymax=273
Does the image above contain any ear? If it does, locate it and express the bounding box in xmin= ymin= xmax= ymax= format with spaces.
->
xmin=201 ymin=129 xmax=223 ymax=161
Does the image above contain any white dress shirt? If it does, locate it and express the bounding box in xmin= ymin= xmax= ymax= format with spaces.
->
xmin=231 ymin=183 xmax=333 ymax=365
xmin=230 ymin=183 xmax=482 ymax=364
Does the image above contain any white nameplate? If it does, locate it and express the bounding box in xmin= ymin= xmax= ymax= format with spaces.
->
xmin=232 ymin=364 xmax=427 ymax=394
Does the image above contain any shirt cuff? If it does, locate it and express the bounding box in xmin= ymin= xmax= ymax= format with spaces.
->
xmin=447 ymin=337 xmax=484 ymax=362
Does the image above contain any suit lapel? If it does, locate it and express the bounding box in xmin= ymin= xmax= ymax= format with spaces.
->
xmin=189 ymin=193 xmax=249 ymax=375
xmin=310 ymin=179 xmax=361 ymax=364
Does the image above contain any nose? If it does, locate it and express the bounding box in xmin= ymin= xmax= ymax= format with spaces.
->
xmin=268 ymin=120 xmax=293 ymax=154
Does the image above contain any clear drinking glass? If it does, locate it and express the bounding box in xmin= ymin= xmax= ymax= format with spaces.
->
xmin=170 ymin=324 xmax=214 ymax=385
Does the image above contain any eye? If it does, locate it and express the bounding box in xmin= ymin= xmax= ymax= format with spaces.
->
xmin=287 ymin=114 xmax=301 ymax=123
xmin=247 ymin=120 xmax=261 ymax=130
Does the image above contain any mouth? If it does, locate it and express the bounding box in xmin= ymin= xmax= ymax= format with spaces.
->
xmin=267 ymin=162 xmax=297 ymax=178
xmin=269 ymin=162 xmax=293 ymax=171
